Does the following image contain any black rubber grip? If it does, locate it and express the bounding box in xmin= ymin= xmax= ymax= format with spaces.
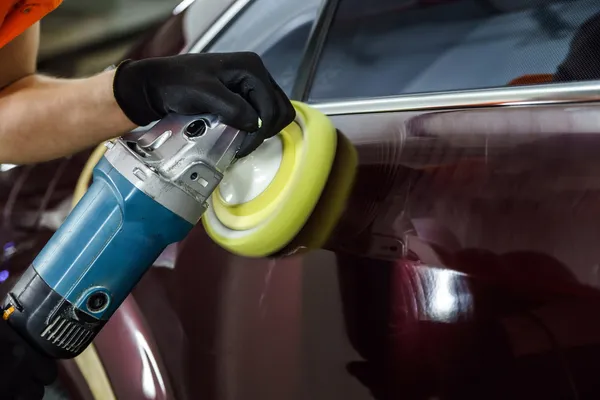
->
xmin=2 ymin=266 xmax=105 ymax=359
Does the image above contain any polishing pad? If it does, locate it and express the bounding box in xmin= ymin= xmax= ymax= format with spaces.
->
xmin=202 ymin=101 xmax=337 ymax=257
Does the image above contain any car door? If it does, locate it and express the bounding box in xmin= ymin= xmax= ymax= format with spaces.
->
xmin=296 ymin=1 xmax=600 ymax=399
xmin=95 ymin=0 xmax=600 ymax=400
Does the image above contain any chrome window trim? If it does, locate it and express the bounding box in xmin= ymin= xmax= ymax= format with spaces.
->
xmin=184 ymin=0 xmax=600 ymax=118
xmin=313 ymin=81 xmax=600 ymax=115
xmin=186 ymin=0 xmax=253 ymax=54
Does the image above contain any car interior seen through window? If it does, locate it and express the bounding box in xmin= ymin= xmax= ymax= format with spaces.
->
xmin=206 ymin=0 xmax=322 ymax=97
xmin=308 ymin=0 xmax=600 ymax=102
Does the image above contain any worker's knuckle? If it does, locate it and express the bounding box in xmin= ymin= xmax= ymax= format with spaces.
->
xmin=240 ymin=52 xmax=265 ymax=68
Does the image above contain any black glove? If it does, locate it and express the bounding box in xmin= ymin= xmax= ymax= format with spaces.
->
xmin=113 ymin=52 xmax=296 ymax=157
xmin=0 ymin=319 xmax=56 ymax=399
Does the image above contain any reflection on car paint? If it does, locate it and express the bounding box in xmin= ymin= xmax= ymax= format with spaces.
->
xmin=95 ymin=295 xmax=176 ymax=400
xmin=325 ymin=104 xmax=600 ymax=399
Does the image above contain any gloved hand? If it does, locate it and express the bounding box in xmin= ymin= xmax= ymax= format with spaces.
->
xmin=0 ymin=319 xmax=56 ymax=399
xmin=113 ymin=52 xmax=296 ymax=157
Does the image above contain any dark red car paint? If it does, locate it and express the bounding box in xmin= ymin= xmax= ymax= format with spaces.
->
xmin=95 ymin=100 xmax=600 ymax=399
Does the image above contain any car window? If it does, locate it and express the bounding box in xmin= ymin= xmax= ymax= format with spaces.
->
xmin=309 ymin=0 xmax=600 ymax=102
xmin=205 ymin=0 xmax=322 ymax=96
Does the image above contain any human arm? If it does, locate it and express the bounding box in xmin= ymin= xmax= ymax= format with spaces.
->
xmin=0 ymin=24 xmax=136 ymax=164
xmin=0 ymin=26 xmax=295 ymax=164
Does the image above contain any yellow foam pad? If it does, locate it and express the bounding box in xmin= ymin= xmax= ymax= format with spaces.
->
xmin=202 ymin=101 xmax=337 ymax=257
xmin=282 ymin=131 xmax=358 ymax=254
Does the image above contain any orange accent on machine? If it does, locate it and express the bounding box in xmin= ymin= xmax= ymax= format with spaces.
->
xmin=2 ymin=305 xmax=14 ymax=320
xmin=0 ymin=0 xmax=62 ymax=48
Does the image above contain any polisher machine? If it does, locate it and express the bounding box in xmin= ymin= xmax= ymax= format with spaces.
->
xmin=1 ymin=102 xmax=347 ymax=359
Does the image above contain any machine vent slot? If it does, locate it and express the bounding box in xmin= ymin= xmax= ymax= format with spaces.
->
xmin=41 ymin=316 xmax=94 ymax=354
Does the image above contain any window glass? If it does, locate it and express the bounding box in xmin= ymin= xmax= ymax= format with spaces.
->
xmin=309 ymin=0 xmax=600 ymax=101
xmin=206 ymin=0 xmax=322 ymax=96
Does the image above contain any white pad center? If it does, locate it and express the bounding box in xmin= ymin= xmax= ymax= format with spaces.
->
xmin=219 ymin=136 xmax=283 ymax=205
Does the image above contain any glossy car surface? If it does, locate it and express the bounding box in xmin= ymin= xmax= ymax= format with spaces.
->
xmin=5 ymin=0 xmax=600 ymax=399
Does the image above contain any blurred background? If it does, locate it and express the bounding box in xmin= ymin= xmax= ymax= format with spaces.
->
xmin=38 ymin=0 xmax=181 ymax=77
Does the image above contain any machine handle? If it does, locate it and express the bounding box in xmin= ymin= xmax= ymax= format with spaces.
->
xmin=3 ymin=156 xmax=193 ymax=359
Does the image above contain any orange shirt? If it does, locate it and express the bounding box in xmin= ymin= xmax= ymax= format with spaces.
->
xmin=0 ymin=0 xmax=62 ymax=48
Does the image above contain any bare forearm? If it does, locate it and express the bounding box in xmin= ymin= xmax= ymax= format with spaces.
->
xmin=0 ymin=70 xmax=136 ymax=164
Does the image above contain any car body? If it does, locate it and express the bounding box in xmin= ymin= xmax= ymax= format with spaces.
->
xmin=4 ymin=0 xmax=600 ymax=399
